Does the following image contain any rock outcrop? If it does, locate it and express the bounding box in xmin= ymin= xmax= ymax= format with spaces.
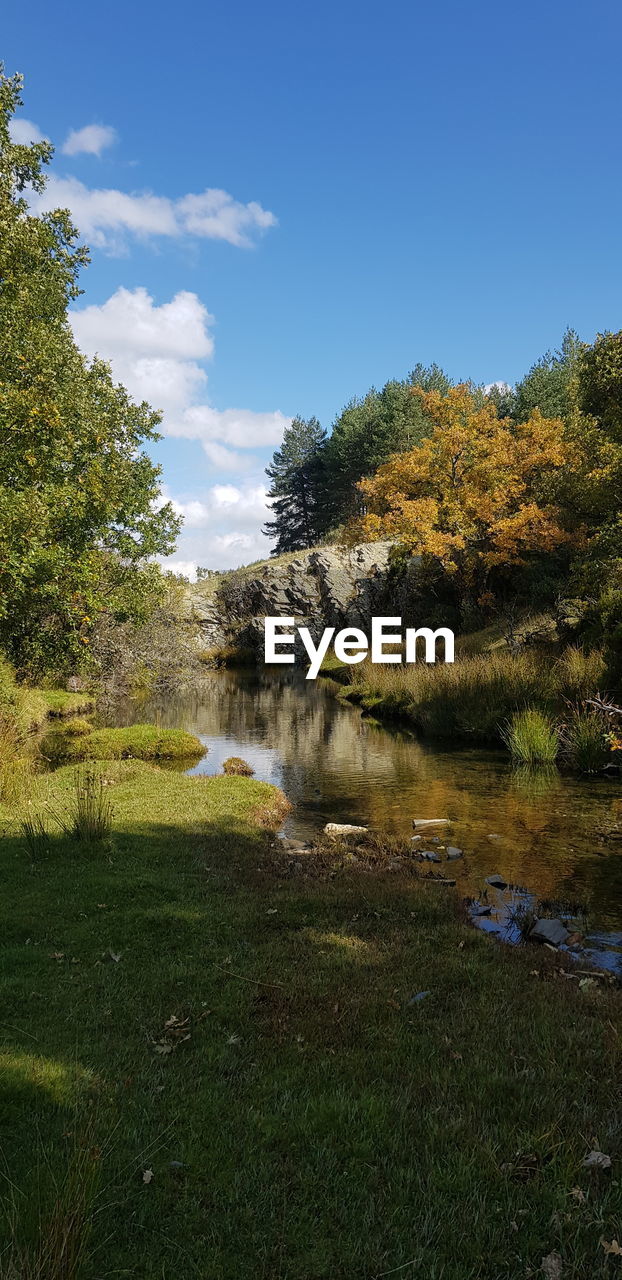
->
xmin=183 ymin=542 xmax=397 ymax=657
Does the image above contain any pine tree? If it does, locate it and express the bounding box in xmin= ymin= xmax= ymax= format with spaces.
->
xmin=263 ymin=416 xmax=326 ymax=553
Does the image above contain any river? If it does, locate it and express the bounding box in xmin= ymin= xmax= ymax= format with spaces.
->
xmin=111 ymin=668 xmax=622 ymax=973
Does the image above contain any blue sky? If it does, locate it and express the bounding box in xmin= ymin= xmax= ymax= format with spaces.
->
xmin=4 ymin=0 xmax=622 ymax=573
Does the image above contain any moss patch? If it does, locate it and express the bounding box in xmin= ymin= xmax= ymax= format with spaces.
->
xmin=42 ymin=722 xmax=205 ymax=764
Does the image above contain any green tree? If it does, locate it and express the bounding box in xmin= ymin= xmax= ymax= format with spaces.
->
xmin=579 ymin=329 xmax=622 ymax=441
xmin=502 ymin=329 xmax=582 ymax=423
xmin=0 ymin=70 xmax=180 ymax=674
xmin=322 ymin=364 xmax=452 ymax=528
xmin=263 ymin=416 xmax=327 ymax=553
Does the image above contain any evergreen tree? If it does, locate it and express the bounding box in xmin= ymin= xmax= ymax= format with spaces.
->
xmin=321 ymin=364 xmax=452 ymax=528
xmin=263 ymin=416 xmax=326 ymax=553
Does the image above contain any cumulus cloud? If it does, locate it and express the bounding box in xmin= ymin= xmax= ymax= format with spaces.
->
xmin=70 ymin=286 xmax=288 ymax=451
xmin=70 ymin=287 xmax=288 ymax=570
xmin=157 ymin=483 xmax=274 ymax=575
xmin=34 ymin=174 xmax=277 ymax=252
xmin=62 ymin=124 xmax=117 ymax=156
xmin=484 ymin=380 xmax=512 ymax=395
xmin=9 ymin=118 xmax=48 ymax=144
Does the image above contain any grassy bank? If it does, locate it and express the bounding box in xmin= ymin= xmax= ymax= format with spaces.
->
xmin=42 ymin=722 xmax=205 ymax=765
xmin=337 ymin=647 xmax=611 ymax=748
xmin=1 ymin=762 xmax=621 ymax=1278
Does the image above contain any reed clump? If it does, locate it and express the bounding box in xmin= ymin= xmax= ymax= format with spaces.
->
xmin=501 ymin=708 xmax=560 ymax=764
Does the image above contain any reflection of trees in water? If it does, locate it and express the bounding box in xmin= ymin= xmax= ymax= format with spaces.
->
xmin=117 ymin=671 xmax=622 ymax=931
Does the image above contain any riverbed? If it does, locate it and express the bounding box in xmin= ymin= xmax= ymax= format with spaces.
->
xmin=111 ymin=668 xmax=622 ymax=972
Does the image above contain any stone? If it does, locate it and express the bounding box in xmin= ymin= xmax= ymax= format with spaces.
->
xmin=471 ymin=904 xmax=492 ymax=917
xmin=419 ymin=850 xmax=442 ymax=863
xmin=412 ymin=818 xmax=450 ymax=830
xmin=279 ymin=837 xmax=312 ymax=852
xmin=446 ymin=846 xmax=463 ymax=860
xmin=324 ymin=822 xmax=368 ymax=839
xmin=528 ymin=918 xmax=570 ymax=948
xmin=486 ymin=874 xmax=508 ymax=889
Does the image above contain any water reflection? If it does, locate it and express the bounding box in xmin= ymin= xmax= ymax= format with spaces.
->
xmin=108 ymin=669 xmax=622 ymax=963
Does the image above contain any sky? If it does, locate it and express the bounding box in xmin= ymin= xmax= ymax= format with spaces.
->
xmin=4 ymin=0 xmax=622 ymax=576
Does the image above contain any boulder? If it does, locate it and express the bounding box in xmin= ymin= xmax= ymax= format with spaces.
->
xmin=446 ymin=846 xmax=463 ymax=860
xmin=419 ymin=850 xmax=442 ymax=863
xmin=528 ymin=918 xmax=569 ymax=948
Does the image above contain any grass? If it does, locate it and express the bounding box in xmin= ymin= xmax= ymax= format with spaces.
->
xmin=222 ymin=756 xmax=255 ymax=776
xmin=560 ymin=707 xmax=612 ymax=773
xmin=41 ymin=691 xmax=96 ymax=719
xmin=0 ymin=761 xmax=621 ymax=1278
xmin=502 ymin=708 xmax=560 ymax=764
xmin=42 ymin=723 xmax=205 ymax=765
xmin=340 ymin=646 xmax=608 ymax=746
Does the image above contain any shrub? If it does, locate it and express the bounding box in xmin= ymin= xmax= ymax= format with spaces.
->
xmin=502 ymin=708 xmax=560 ymax=765
xmin=222 ymin=756 xmax=255 ymax=776
xmin=560 ymin=707 xmax=611 ymax=772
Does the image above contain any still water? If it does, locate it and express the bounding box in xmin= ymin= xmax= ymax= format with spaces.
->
xmin=112 ymin=669 xmax=622 ymax=972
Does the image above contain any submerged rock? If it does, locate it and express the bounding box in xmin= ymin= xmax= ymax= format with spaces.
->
xmin=486 ymin=874 xmax=508 ymax=889
xmin=528 ymin=918 xmax=570 ymax=948
xmin=412 ymin=818 xmax=450 ymax=830
xmin=324 ymin=822 xmax=368 ymax=839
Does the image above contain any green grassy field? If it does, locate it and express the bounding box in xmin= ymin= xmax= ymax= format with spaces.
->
xmin=1 ymin=760 xmax=621 ymax=1279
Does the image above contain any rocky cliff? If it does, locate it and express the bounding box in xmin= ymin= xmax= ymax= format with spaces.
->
xmin=183 ymin=542 xmax=398 ymax=657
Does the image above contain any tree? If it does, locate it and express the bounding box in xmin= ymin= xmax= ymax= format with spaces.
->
xmin=263 ymin=416 xmax=327 ymax=553
xmin=347 ymin=384 xmax=576 ymax=609
xmin=499 ymin=329 xmax=582 ymax=424
xmin=321 ymin=364 xmax=452 ymax=529
xmin=579 ymin=329 xmax=622 ymax=441
xmin=0 ymin=70 xmax=180 ymax=674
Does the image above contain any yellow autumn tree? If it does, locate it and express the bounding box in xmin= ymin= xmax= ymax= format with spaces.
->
xmin=347 ymin=384 xmax=578 ymax=600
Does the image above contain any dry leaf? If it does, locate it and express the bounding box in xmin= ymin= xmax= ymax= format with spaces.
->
xmin=541 ymin=1251 xmax=562 ymax=1280
xmin=569 ymin=1186 xmax=585 ymax=1204
xmin=142 ymin=1168 xmax=154 ymax=1184
xmin=601 ymin=1239 xmax=622 ymax=1257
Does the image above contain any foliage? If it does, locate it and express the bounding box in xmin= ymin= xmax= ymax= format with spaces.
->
xmin=502 ymin=708 xmax=560 ymax=764
xmin=263 ymin=416 xmax=327 ymax=553
xmin=493 ymin=329 xmax=582 ymax=424
xmin=320 ymin=364 xmax=452 ymax=528
xmin=348 ymin=384 xmax=574 ymax=610
xmin=579 ymin=328 xmax=622 ymax=441
xmin=0 ymin=71 xmax=180 ymax=676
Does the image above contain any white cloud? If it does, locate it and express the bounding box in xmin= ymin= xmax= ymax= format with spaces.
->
xmin=35 ymin=174 xmax=277 ymax=252
xmin=9 ymin=118 xmax=48 ymax=144
xmin=70 ymin=287 xmax=289 ymax=570
xmin=62 ymin=124 xmax=117 ymax=157
xmin=70 ymin=286 xmax=289 ymax=453
xmin=484 ymin=380 xmax=512 ymax=395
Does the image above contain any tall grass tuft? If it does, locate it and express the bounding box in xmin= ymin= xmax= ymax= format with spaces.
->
xmin=501 ymin=708 xmax=560 ymax=764
xmin=1 ymin=1127 xmax=101 ymax=1280
xmin=560 ymin=707 xmax=610 ymax=773
xmin=52 ymin=770 xmax=115 ymax=843
xmin=20 ymin=809 xmax=51 ymax=861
